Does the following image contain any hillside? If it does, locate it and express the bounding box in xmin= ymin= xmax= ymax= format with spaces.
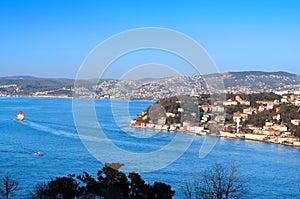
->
xmin=1 ymin=71 xmax=299 ymax=98
xmin=95 ymin=71 xmax=300 ymax=100
xmin=222 ymin=71 xmax=299 ymax=93
xmin=0 ymin=76 xmax=75 ymax=96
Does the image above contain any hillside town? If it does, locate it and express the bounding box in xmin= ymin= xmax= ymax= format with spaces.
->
xmin=130 ymin=92 xmax=300 ymax=147
xmin=1 ymin=71 xmax=300 ymax=99
xmin=93 ymin=72 xmax=300 ymax=100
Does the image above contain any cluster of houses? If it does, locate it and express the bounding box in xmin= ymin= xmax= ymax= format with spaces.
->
xmin=130 ymin=93 xmax=300 ymax=147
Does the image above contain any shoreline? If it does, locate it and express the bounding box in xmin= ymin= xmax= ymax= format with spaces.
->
xmin=130 ymin=125 xmax=300 ymax=148
xmin=0 ymin=95 xmax=155 ymax=102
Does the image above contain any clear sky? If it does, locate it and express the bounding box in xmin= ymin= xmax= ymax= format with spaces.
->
xmin=0 ymin=0 xmax=299 ymax=79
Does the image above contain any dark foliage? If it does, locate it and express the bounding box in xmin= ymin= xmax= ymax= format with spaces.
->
xmin=30 ymin=175 xmax=81 ymax=199
xmin=29 ymin=164 xmax=175 ymax=199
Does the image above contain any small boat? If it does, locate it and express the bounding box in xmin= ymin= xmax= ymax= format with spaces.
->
xmin=36 ymin=152 xmax=44 ymax=156
xmin=15 ymin=111 xmax=24 ymax=121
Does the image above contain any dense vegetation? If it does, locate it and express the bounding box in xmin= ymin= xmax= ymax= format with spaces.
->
xmin=28 ymin=163 xmax=175 ymax=199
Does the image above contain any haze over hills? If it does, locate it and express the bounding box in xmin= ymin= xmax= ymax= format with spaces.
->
xmin=0 ymin=71 xmax=300 ymax=99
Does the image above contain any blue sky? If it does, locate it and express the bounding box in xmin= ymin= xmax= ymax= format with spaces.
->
xmin=0 ymin=0 xmax=299 ymax=79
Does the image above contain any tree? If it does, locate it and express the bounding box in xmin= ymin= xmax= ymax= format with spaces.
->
xmin=181 ymin=163 xmax=247 ymax=199
xmin=30 ymin=175 xmax=82 ymax=199
xmin=29 ymin=163 xmax=175 ymax=199
xmin=97 ymin=165 xmax=129 ymax=199
xmin=128 ymin=173 xmax=175 ymax=199
xmin=152 ymin=182 xmax=175 ymax=199
xmin=128 ymin=172 xmax=150 ymax=199
xmin=30 ymin=183 xmax=51 ymax=199
xmin=77 ymin=171 xmax=102 ymax=197
xmin=0 ymin=175 xmax=19 ymax=199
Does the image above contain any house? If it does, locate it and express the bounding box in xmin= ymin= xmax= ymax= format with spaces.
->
xmin=162 ymin=125 xmax=170 ymax=131
xmin=223 ymin=99 xmax=238 ymax=106
xmin=277 ymin=137 xmax=288 ymax=144
xmin=220 ymin=131 xmax=236 ymax=138
xmin=244 ymin=133 xmax=267 ymax=141
xmin=187 ymin=126 xmax=204 ymax=134
xmin=178 ymin=108 xmax=184 ymax=112
xmin=294 ymin=96 xmax=300 ymax=106
xmin=146 ymin=123 xmax=155 ymax=128
xmin=282 ymin=132 xmax=292 ymax=136
xmin=272 ymin=124 xmax=288 ymax=132
xmin=243 ymin=107 xmax=257 ymax=115
xmin=169 ymin=125 xmax=178 ymax=131
xmin=154 ymin=124 xmax=163 ymax=130
xmin=256 ymin=100 xmax=273 ymax=105
xmin=266 ymin=103 xmax=274 ymax=110
xmin=258 ymin=105 xmax=267 ymax=112
xmin=291 ymin=119 xmax=300 ymax=126
xmin=262 ymin=129 xmax=278 ymax=136
xmin=281 ymin=96 xmax=289 ymax=103
xmin=235 ymin=95 xmax=250 ymax=105
xmin=157 ymin=117 xmax=166 ymax=125
xmin=235 ymin=95 xmax=242 ymax=102
xmin=182 ymin=121 xmax=192 ymax=127
xmin=130 ymin=120 xmax=146 ymax=128
xmin=272 ymin=114 xmax=281 ymax=121
xmin=166 ymin=112 xmax=176 ymax=117
xmin=265 ymin=121 xmax=274 ymax=127
xmin=239 ymin=100 xmax=250 ymax=106
xmin=212 ymin=105 xmax=225 ymax=113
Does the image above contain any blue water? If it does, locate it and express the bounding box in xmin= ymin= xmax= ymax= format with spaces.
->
xmin=0 ymin=97 xmax=299 ymax=198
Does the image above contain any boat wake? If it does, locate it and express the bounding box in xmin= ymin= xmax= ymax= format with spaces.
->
xmin=0 ymin=149 xmax=33 ymax=155
xmin=24 ymin=121 xmax=79 ymax=139
xmin=20 ymin=120 xmax=146 ymax=145
xmin=0 ymin=147 xmax=42 ymax=156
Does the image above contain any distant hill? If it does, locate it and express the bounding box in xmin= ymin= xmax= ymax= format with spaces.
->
xmin=0 ymin=76 xmax=74 ymax=95
xmin=0 ymin=71 xmax=299 ymax=98
xmin=94 ymin=71 xmax=300 ymax=100
xmin=221 ymin=71 xmax=299 ymax=93
xmin=226 ymin=71 xmax=297 ymax=78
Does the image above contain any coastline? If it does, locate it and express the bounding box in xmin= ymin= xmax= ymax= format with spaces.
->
xmin=130 ymin=124 xmax=300 ymax=148
xmin=0 ymin=95 xmax=155 ymax=102
xmin=0 ymin=95 xmax=72 ymax=99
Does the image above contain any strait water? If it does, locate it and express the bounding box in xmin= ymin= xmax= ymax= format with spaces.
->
xmin=0 ymin=97 xmax=299 ymax=198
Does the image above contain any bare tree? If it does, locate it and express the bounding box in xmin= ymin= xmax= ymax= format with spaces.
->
xmin=181 ymin=171 xmax=202 ymax=199
xmin=181 ymin=163 xmax=247 ymax=199
xmin=0 ymin=175 xmax=19 ymax=199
